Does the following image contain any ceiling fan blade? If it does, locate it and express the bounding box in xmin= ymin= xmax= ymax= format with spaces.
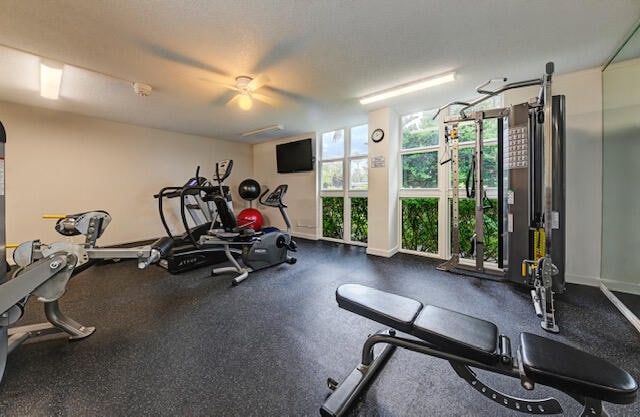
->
xmin=248 ymin=74 xmax=269 ymax=91
xmin=222 ymin=84 xmax=241 ymax=92
xmin=251 ymin=93 xmax=280 ymax=107
xmin=226 ymin=94 xmax=241 ymax=107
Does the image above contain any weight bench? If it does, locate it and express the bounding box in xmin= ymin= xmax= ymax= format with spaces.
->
xmin=321 ymin=284 xmax=638 ymax=417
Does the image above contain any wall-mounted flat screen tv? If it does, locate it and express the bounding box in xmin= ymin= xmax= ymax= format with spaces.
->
xmin=276 ymin=138 xmax=314 ymax=173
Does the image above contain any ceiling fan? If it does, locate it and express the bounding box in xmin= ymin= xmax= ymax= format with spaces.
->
xmin=224 ymin=75 xmax=279 ymax=110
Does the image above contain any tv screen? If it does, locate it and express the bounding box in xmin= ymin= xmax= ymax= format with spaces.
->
xmin=276 ymin=138 xmax=314 ymax=173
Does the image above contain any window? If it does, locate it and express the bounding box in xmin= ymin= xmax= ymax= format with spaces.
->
xmin=399 ymin=95 xmax=503 ymax=262
xmin=319 ymin=124 xmax=368 ymax=244
xmin=399 ymin=110 xmax=441 ymax=255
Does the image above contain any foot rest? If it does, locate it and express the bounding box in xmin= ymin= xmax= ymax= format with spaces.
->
xmin=413 ymin=306 xmax=499 ymax=365
xmin=520 ymin=333 xmax=638 ymax=404
xmin=336 ymin=284 xmax=422 ymax=332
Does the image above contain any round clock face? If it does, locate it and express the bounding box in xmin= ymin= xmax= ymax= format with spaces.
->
xmin=371 ymin=128 xmax=384 ymax=142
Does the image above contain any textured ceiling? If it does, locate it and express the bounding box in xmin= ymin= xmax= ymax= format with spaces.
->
xmin=0 ymin=0 xmax=639 ymax=143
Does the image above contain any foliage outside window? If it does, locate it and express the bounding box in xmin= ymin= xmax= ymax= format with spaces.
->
xmin=401 ymin=198 xmax=438 ymax=253
xmin=452 ymin=199 xmax=499 ymax=262
xmin=402 ymin=152 xmax=438 ymax=188
xmin=350 ymin=158 xmax=368 ymax=190
xmin=350 ymin=197 xmax=368 ymax=243
xmin=321 ymin=161 xmax=343 ymax=190
xmin=401 ymin=111 xmax=439 ymax=189
xmin=322 ymin=197 xmax=344 ymax=239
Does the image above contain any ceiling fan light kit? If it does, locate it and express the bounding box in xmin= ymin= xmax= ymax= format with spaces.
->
xmin=226 ymin=74 xmax=277 ymax=110
xmin=359 ymin=71 xmax=456 ymax=105
xmin=238 ymin=93 xmax=253 ymax=110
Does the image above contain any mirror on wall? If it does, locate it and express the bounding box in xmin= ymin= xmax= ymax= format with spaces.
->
xmin=601 ymin=20 xmax=640 ymax=328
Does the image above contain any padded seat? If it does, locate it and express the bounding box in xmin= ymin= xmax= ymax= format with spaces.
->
xmin=336 ymin=285 xmax=499 ymax=365
xmin=412 ymin=306 xmax=499 ymax=365
xmin=520 ymin=333 xmax=638 ymax=404
xmin=336 ymin=284 xmax=422 ymax=332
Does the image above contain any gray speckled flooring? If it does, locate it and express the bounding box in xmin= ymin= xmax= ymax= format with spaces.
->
xmin=1 ymin=239 xmax=638 ymax=416
xmin=613 ymin=291 xmax=640 ymax=319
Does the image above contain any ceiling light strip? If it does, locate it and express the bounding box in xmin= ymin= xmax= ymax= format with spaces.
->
xmin=360 ymin=72 xmax=456 ymax=105
xmin=40 ymin=60 xmax=63 ymax=100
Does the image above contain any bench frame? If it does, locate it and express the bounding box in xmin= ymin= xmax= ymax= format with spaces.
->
xmin=322 ymin=330 xmax=610 ymax=417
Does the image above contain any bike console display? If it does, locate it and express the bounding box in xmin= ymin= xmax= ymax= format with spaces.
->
xmin=260 ymin=184 xmax=288 ymax=208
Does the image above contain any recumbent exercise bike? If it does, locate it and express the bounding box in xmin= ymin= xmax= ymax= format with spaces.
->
xmin=195 ymin=184 xmax=297 ymax=285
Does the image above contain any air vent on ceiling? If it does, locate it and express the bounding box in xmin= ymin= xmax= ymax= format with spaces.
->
xmin=241 ymin=124 xmax=285 ymax=139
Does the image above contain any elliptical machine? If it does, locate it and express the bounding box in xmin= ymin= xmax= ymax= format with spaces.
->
xmin=197 ymin=184 xmax=297 ymax=285
xmin=154 ymin=161 xmax=233 ymax=273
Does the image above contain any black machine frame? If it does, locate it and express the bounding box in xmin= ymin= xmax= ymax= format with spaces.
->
xmin=434 ymin=63 xmax=566 ymax=332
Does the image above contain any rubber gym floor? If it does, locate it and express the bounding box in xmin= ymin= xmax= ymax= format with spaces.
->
xmin=1 ymin=239 xmax=638 ymax=417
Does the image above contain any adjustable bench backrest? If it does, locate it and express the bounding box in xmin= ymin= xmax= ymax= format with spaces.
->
xmin=335 ymin=284 xmax=638 ymax=405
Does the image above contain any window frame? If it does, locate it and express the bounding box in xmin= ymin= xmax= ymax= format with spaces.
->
xmin=318 ymin=124 xmax=369 ymax=246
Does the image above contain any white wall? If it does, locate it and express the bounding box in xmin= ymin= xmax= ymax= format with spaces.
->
xmin=504 ymin=67 xmax=603 ymax=287
xmin=366 ymin=108 xmax=400 ymax=257
xmin=1 ymin=101 xmax=253 ymax=251
xmin=251 ymin=133 xmax=317 ymax=239
xmin=602 ymin=57 xmax=640 ymax=294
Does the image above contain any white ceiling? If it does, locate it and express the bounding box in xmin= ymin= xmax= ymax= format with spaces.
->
xmin=0 ymin=0 xmax=639 ymax=143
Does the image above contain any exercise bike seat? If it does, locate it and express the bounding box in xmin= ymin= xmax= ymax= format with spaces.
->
xmin=519 ymin=332 xmax=638 ymax=404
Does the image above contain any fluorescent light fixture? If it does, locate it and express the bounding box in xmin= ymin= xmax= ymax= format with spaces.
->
xmin=40 ymin=60 xmax=63 ymax=100
xmin=360 ymin=72 xmax=455 ymax=105
xmin=241 ymin=124 xmax=284 ymax=137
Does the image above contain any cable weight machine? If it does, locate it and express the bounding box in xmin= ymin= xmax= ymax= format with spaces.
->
xmin=435 ymin=63 xmax=565 ymax=332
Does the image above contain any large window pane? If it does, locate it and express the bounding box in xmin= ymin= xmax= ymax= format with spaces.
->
xmin=322 ymin=130 xmax=344 ymax=159
xmin=350 ymin=158 xmax=368 ymax=190
xmin=455 ymin=119 xmax=499 ymax=144
xmin=402 ymin=151 xmax=438 ymax=188
xmin=451 ymin=198 xmax=499 ymax=262
xmin=451 ymin=145 xmax=498 ymax=189
xmin=350 ymin=125 xmax=368 ymax=156
xmin=321 ymin=161 xmax=343 ymax=190
xmin=401 ymin=198 xmax=438 ymax=253
xmin=322 ymin=197 xmax=344 ymax=239
xmin=350 ymin=197 xmax=368 ymax=243
xmin=401 ymin=111 xmax=438 ymax=150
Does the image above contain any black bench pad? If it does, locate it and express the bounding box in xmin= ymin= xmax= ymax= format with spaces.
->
xmin=336 ymin=284 xmax=422 ymax=332
xmin=336 ymin=285 xmax=499 ymax=364
xmin=520 ymin=333 xmax=638 ymax=404
xmin=413 ymin=306 xmax=499 ymax=365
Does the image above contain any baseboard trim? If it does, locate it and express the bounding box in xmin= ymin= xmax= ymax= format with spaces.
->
xmin=292 ymin=232 xmax=318 ymax=240
xmin=366 ymin=245 xmax=399 ymax=258
xmin=600 ymin=278 xmax=640 ymax=296
xmin=564 ymin=273 xmax=601 ymax=287
xmin=600 ymin=284 xmax=640 ymax=334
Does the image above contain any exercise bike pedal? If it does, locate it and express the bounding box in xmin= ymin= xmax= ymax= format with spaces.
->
xmin=287 ymin=257 xmax=297 ymax=265
xmin=287 ymin=241 xmax=297 ymax=252
xmin=327 ymin=377 xmax=339 ymax=391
